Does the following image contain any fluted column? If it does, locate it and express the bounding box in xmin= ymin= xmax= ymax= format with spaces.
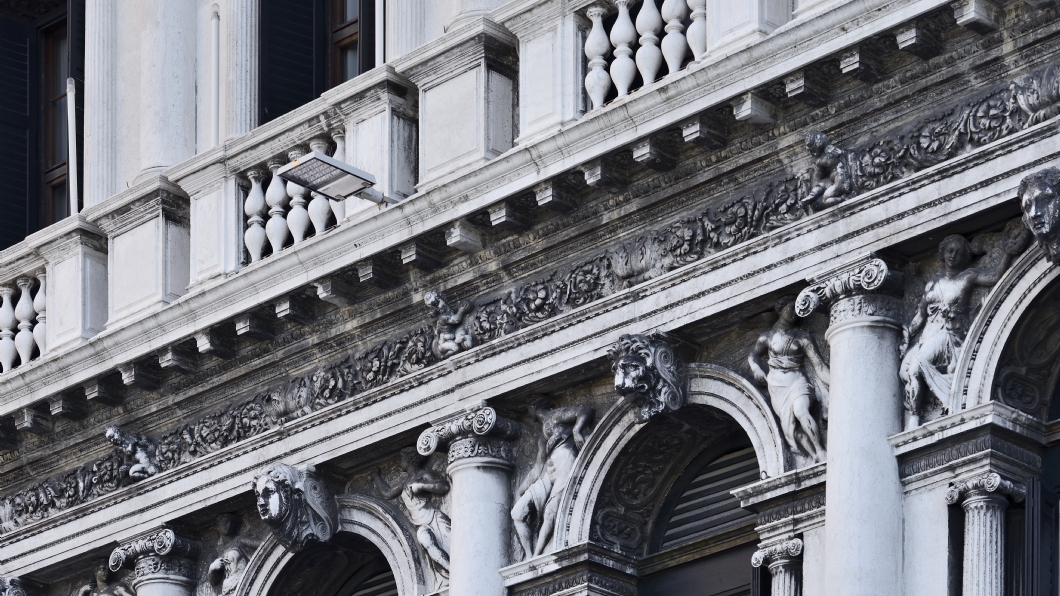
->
xmin=752 ymin=538 xmax=804 ymax=596
xmin=419 ymin=407 xmax=519 ymax=596
xmin=84 ymin=0 xmax=117 ymax=206
xmin=946 ymin=473 xmax=1026 ymax=596
xmin=796 ymin=257 xmax=905 ymax=596
xmin=226 ymin=0 xmax=259 ymax=138
xmin=110 ymin=527 xmax=199 ymax=596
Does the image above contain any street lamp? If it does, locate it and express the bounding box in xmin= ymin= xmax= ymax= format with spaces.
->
xmin=275 ymin=151 xmax=399 ymax=204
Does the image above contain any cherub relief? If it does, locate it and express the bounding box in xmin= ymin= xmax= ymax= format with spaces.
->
xmin=802 ymin=132 xmax=853 ymax=210
xmin=748 ymin=296 xmax=830 ymax=465
xmin=104 ymin=426 xmax=159 ymax=481
xmin=375 ymin=448 xmax=452 ymax=584
xmin=900 ymin=224 xmax=1029 ymax=428
xmin=424 ymin=290 xmax=475 ymax=359
xmin=511 ymin=398 xmax=595 ymax=560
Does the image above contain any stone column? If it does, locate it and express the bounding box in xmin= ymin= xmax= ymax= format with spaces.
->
xmin=752 ymin=538 xmax=804 ymax=596
xmin=84 ymin=0 xmax=116 ymax=206
xmin=226 ymin=0 xmax=259 ymax=139
xmin=946 ymin=473 xmax=1027 ymax=596
xmin=418 ymin=406 xmax=519 ymax=596
xmin=795 ymin=257 xmax=905 ymax=596
xmin=110 ymin=527 xmax=199 ymax=596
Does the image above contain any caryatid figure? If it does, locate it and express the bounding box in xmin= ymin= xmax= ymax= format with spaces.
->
xmin=748 ymin=296 xmax=830 ymax=464
xmin=375 ymin=448 xmax=452 ymax=584
xmin=511 ymin=398 xmax=595 ymax=560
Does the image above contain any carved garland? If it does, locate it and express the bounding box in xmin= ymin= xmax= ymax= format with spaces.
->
xmin=5 ymin=58 xmax=1060 ymax=534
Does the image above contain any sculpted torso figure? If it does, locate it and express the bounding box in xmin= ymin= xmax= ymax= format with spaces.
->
xmin=511 ymin=399 xmax=594 ymax=559
xmin=425 ymin=291 xmax=475 ymax=359
xmin=208 ymin=515 xmax=259 ymax=596
xmin=76 ymin=565 xmax=133 ymax=596
xmin=802 ymin=132 xmax=852 ymax=210
xmin=749 ymin=297 xmax=830 ymax=464
xmin=105 ymin=426 xmax=159 ymax=481
xmin=900 ymin=229 xmax=1025 ymax=427
xmin=376 ymin=448 xmax=452 ymax=583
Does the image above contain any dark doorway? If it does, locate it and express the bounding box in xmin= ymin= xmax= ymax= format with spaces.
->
xmin=267 ymin=533 xmax=397 ymax=596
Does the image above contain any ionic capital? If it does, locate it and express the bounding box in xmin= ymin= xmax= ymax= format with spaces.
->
xmin=110 ymin=526 xmax=199 ymax=584
xmin=751 ymin=538 xmax=804 ymax=569
xmin=796 ymin=256 xmax=903 ymax=326
xmin=945 ymin=472 xmax=1027 ymax=506
xmin=418 ymin=405 xmax=520 ymax=463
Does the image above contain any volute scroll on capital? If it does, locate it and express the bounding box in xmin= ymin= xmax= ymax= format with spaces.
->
xmin=945 ymin=472 xmax=1027 ymax=505
xmin=751 ymin=537 xmax=804 ymax=568
xmin=108 ymin=527 xmax=200 ymax=573
xmin=795 ymin=256 xmax=904 ymax=325
xmin=0 ymin=577 xmax=26 ymax=596
xmin=417 ymin=405 xmax=520 ymax=463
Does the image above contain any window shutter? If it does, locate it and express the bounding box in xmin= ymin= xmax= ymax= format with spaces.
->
xmin=0 ymin=15 xmax=39 ymax=250
xmin=260 ymin=0 xmax=328 ymax=124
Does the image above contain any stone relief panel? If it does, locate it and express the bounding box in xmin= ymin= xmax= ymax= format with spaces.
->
xmin=991 ymin=277 xmax=1060 ymax=420
xmin=10 ymin=53 xmax=1060 ymax=534
xmin=748 ymin=296 xmax=830 ymax=467
xmin=252 ymin=463 xmax=338 ymax=553
xmin=899 ymin=220 xmax=1030 ymax=428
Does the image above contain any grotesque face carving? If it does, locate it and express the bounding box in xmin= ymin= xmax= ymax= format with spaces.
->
xmin=253 ymin=468 xmax=292 ymax=523
xmin=607 ymin=332 xmax=686 ymax=424
xmin=1019 ymin=168 xmax=1060 ymax=265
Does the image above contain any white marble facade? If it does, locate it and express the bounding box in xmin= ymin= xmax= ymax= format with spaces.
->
xmin=3 ymin=1 xmax=1060 ymax=596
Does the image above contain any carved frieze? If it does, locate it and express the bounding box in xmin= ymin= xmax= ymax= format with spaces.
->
xmin=252 ymin=463 xmax=338 ymax=552
xmin=607 ymin=332 xmax=687 ymax=423
xmin=898 ymin=434 xmax=1041 ymax=480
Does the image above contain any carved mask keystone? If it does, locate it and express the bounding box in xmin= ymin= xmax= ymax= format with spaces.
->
xmin=607 ymin=332 xmax=688 ymax=423
xmin=1019 ymin=168 xmax=1060 ymax=265
xmin=252 ymin=463 xmax=338 ymax=552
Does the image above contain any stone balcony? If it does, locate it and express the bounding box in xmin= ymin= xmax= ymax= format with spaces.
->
xmin=3 ymin=0 xmax=1055 ymax=567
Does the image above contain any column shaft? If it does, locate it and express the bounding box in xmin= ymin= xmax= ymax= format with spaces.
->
xmin=823 ymin=295 xmax=904 ymax=596
xmin=84 ymin=0 xmax=116 ymax=206
xmin=138 ymin=1 xmax=196 ymax=179
xmin=961 ymin=492 xmax=1009 ymax=596
xmin=447 ymin=448 xmax=513 ymax=596
xmin=769 ymin=558 xmax=802 ymax=596
xmin=226 ymin=0 xmax=258 ymax=139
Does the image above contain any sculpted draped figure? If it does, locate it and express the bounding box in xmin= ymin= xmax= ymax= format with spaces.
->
xmin=75 ymin=564 xmax=133 ymax=596
xmin=749 ymin=296 xmax=830 ymax=465
xmin=511 ymin=398 xmax=595 ymax=560
xmin=208 ymin=514 xmax=260 ymax=596
xmin=900 ymin=223 xmax=1028 ymax=428
xmin=375 ymin=448 xmax=452 ymax=584
xmin=1019 ymin=167 xmax=1060 ymax=265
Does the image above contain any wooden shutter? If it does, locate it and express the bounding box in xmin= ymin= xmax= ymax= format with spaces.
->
xmin=260 ymin=0 xmax=328 ymax=124
xmin=0 ymin=15 xmax=39 ymax=250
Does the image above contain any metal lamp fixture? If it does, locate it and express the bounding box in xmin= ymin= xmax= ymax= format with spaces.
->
xmin=276 ymin=151 xmax=398 ymax=204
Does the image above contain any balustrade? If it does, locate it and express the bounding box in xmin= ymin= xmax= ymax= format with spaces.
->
xmin=0 ymin=272 xmax=46 ymax=374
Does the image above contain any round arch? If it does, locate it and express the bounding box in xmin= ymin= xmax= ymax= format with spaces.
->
xmin=553 ymin=362 xmax=787 ymax=550
xmin=952 ymin=246 xmax=1060 ymax=416
xmin=236 ymin=494 xmax=433 ymax=596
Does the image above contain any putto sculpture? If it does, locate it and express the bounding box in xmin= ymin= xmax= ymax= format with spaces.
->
xmin=1019 ymin=167 xmax=1060 ymax=265
xmin=802 ymin=132 xmax=852 ymax=210
xmin=424 ymin=290 xmax=475 ymax=359
xmin=748 ymin=296 xmax=830 ymax=465
xmin=104 ymin=425 xmax=160 ymax=481
xmin=511 ymin=397 xmax=595 ymax=560
xmin=252 ymin=463 xmax=337 ymax=552
xmin=900 ymin=222 xmax=1028 ymax=428
xmin=607 ymin=332 xmax=687 ymax=423
xmin=375 ymin=448 xmax=452 ymax=584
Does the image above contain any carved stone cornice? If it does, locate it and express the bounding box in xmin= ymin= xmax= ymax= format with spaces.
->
xmin=945 ymin=472 xmax=1027 ymax=506
xmin=91 ymin=187 xmax=191 ymax=237
xmin=418 ymin=406 xmax=520 ymax=463
xmin=796 ymin=256 xmax=903 ymax=325
xmin=501 ymin=542 xmax=638 ymax=596
xmin=109 ymin=527 xmax=199 ymax=584
xmin=752 ymin=538 xmax=804 ymax=568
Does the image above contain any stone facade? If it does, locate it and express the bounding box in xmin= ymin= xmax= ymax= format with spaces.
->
xmin=3 ymin=1 xmax=1060 ymax=595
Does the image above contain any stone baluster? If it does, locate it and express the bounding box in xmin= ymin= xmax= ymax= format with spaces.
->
xmin=609 ymin=0 xmax=637 ymax=97
xmin=418 ymin=406 xmax=520 ymax=596
xmin=636 ymin=0 xmax=664 ymax=85
xmin=309 ymin=136 xmax=343 ymax=226
xmin=946 ymin=473 xmax=1027 ymax=596
xmin=32 ymin=270 xmax=46 ymax=355
xmin=584 ymin=4 xmax=612 ymax=110
xmin=13 ymin=278 xmax=36 ymax=366
xmin=285 ymin=147 xmax=311 ymax=243
xmin=795 ymin=256 xmax=904 ymax=596
xmin=110 ymin=527 xmax=199 ymax=596
xmin=686 ymin=0 xmax=707 ymax=62
xmin=0 ymin=287 xmax=15 ymax=372
xmin=660 ymin=0 xmax=688 ymax=75
xmin=244 ymin=169 xmax=268 ymax=262
xmin=752 ymin=538 xmax=804 ymax=596
xmin=265 ymin=159 xmax=291 ymax=255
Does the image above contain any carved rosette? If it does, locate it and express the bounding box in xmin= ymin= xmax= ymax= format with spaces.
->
xmin=796 ymin=257 xmax=903 ymax=326
xmin=110 ymin=527 xmax=199 ymax=587
xmin=418 ymin=406 xmax=519 ymax=464
xmin=752 ymin=538 xmax=804 ymax=596
xmin=946 ymin=473 xmax=1027 ymax=596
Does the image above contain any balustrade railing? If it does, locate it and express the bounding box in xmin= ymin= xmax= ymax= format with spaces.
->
xmin=0 ymin=271 xmax=46 ymax=373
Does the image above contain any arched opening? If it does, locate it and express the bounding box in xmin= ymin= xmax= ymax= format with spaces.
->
xmin=266 ymin=534 xmax=398 ymax=596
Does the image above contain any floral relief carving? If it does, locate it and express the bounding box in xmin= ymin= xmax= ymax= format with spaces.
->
xmin=9 ymin=58 xmax=1060 ymax=534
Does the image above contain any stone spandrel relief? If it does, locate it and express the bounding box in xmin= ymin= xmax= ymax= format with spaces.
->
xmin=375 ymin=448 xmax=452 ymax=586
xmin=1019 ymin=167 xmax=1060 ymax=265
xmin=11 ymin=58 xmax=1060 ymax=534
xmin=0 ymin=578 xmax=25 ymax=596
xmin=608 ymin=332 xmax=688 ymax=423
xmin=252 ymin=463 xmax=338 ymax=553
xmin=900 ymin=220 xmax=1030 ymax=428
xmin=207 ymin=514 xmax=261 ymax=596
xmin=75 ymin=564 xmax=133 ymax=596
xmin=748 ymin=296 xmax=830 ymax=467
xmin=511 ymin=397 xmax=595 ymax=561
